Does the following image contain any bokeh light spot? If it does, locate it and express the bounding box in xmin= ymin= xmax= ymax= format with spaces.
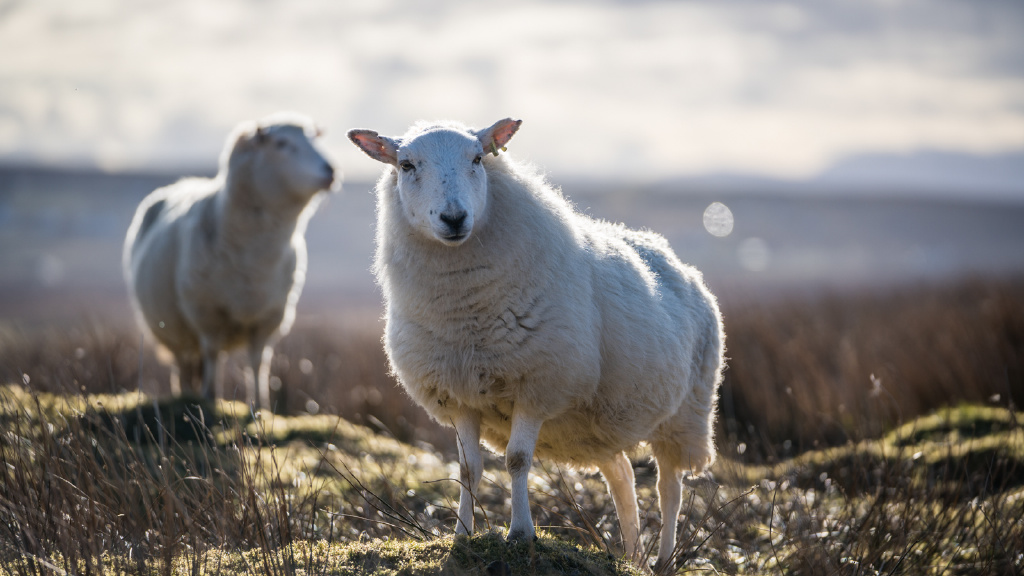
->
xmin=703 ymin=202 xmax=734 ymax=237
xmin=738 ymin=237 xmax=771 ymax=271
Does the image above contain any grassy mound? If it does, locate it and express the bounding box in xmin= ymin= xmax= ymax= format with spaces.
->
xmin=718 ymin=403 xmax=1024 ymax=498
xmin=1 ymin=386 xmax=1022 ymax=574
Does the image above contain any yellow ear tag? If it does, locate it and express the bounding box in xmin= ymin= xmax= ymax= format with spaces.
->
xmin=490 ymin=142 xmax=499 ymax=156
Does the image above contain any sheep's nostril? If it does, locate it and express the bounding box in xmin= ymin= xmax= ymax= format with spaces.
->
xmin=439 ymin=211 xmax=467 ymax=233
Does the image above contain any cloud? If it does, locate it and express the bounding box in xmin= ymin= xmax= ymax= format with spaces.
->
xmin=0 ymin=0 xmax=1021 ymax=183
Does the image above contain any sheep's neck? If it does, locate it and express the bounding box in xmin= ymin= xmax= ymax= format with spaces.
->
xmin=387 ymin=214 xmax=542 ymax=335
xmin=217 ymin=177 xmax=307 ymax=263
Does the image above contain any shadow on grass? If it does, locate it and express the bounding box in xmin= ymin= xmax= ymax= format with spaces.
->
xmin=80 ymin=393 xmax=230 ymax=445
xmin=337 ymin=531 xmax=640 ymax=576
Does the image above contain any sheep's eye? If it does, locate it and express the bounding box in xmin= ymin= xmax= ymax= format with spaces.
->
xmin=400 ymin=160 xmax=415 ymax=172
xmin=472 ymin=155 xmax=483 ymax=165
xmin=275 ymin=140 xmax=288 ymax=150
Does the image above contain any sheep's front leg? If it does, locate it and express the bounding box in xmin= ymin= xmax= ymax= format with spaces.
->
xmin=247 ymin=340 xmax=273 ymax=411
xmin=199 ymin=341 xmax=224 ymax=401
xmin=172 ymin=355 xmax=201 ymax=397
xmin=453 ymin=410 xmax=482 ymax=535
xmin=505 ymin=409 xmax=543 ymax=542
xmin=599 ymin=452 xmax=641 ymax=563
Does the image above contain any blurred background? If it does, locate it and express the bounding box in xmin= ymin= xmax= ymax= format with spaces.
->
xmin=1 ymin=0 xmax=1023 ymax=452
xmin=2 ymin=0 xmax=1023 ymax=322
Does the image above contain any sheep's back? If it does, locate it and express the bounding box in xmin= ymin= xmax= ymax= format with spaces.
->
xmin=125 ymin=180 xmax=216 ymax=355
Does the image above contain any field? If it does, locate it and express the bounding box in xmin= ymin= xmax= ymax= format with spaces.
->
xmin=1 ymin=278 xmax=1023 ymax=575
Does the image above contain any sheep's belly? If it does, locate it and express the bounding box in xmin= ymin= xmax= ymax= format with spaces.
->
xmin=475 ymin=392 xmax=682 ymax=469
xmin=392 ymin=331 xmax=693 ymax=468
xmin=477 ymin=411 xmax=644 ymax=469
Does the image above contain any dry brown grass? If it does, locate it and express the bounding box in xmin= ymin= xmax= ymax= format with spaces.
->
xmin=5 ymin=278 xmax=1019 ymax=460
xmin=1 ymin=277 xmax=1022 ymax=574
xmin=720 ymin=278 xmax=1024 ymax=460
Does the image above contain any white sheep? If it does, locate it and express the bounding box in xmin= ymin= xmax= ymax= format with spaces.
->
xmin=124 ymin=112 xmax=337 ymax=410
xmin=348 ymin=119 xmax=724 ymax=571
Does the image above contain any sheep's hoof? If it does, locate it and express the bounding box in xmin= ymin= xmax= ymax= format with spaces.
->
xmin=505 ymin=528 xmax=536 ymax=543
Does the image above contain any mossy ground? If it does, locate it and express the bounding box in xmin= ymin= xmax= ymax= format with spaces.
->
xmin=2 ymin=384 xmax=1022 ymax=575
xmin=179 ymin=532 xmax=643 ymax=576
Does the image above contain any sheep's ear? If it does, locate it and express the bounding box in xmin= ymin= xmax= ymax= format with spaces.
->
xmin=230 ymin=121 xmax=260 ymax=149
xmin=348 ymin=129 xmax=400 ymax=165
xmin=476 ymin=118 xmax=522 ymax=156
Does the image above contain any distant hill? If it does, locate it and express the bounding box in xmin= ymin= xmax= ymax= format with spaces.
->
xmin=814 ymin=149 xmax=1024 ymax=198
xmin=607 ymin=149 xmax=1024 ymax=201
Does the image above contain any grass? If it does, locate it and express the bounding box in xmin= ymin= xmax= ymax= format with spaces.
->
xmin=175 ymin=532 xmax=644 ymax=576
xmin=719 ymin=278 xmax=1024 ymax=458
xmin=1 ymin=278 xmax=1023 ymax=574
xmin=0 ymin=384 xmax=646 ymax=575
xmin=1 ymin=386 xmax=1021 ymax=574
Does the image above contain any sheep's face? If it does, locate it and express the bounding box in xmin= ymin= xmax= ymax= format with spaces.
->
xmin=395 ymin=129 xmax=489 ymax=246
xmin=349 ymin=119 xmax=521 ymax=247
xmin=233 ymin=118 xmax=337 ymax=205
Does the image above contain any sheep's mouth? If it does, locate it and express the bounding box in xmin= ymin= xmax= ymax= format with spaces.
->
xmin=320 ymin=175 xmax=339 ymax=192
xmin=439 ymin=232 xmax=469 ymax=245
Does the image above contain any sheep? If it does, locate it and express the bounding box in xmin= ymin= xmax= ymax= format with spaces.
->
xmin=348 ymin=118 xmax=724 ymax=571
xmin=124 ymin=112 xmax=337 ymax=410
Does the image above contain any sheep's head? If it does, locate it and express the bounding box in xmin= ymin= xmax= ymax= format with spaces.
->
xmin=228 ymin=112 xmax=338 ymax=204
xmin=348 ymin=118 xmax=521 ymax=246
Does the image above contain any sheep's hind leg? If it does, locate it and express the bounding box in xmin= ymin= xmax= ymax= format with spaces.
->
xmin=505 ymin=409 xmax=543 ymax=542
xmin=652 ymin=451 xmax=684 ymax=575
xmin=453 ymin=410 xmax=482 ymax=535
xmin=174 ymin=354 xmax=202 ymax=397
xmin=599 ymin=452 xmax=641 ymax=563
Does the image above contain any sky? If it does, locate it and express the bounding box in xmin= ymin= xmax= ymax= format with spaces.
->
xmin=1 ymin=0 xmax=1023 ymax=190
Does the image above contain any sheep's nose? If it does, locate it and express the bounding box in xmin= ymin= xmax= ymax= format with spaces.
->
xmin=439 ymin=210 xmax=467 ymax=232
xmin=319 ymin=163 xmax=336 ymax=189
